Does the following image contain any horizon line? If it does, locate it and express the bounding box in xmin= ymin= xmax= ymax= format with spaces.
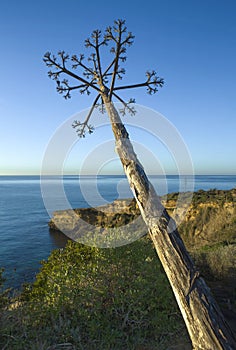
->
xmin=1 ymin=174 xmax=236 ymax=177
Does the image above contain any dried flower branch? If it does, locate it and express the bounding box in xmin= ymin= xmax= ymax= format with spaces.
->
xmin=43 ymin=19 xmax=164 ymax=137
xmin=72 ymin=95 xmax=100 ymax=137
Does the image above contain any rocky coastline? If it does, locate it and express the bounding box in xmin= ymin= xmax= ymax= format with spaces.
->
xmin=49 ymin=188 xmax=236 ymax=249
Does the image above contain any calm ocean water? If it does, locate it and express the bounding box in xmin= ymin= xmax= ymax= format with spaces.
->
xmin=0 ymin=175 xmax=236 ymax=289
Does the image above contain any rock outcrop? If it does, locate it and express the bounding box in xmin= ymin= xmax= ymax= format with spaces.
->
xmin=49 ymin=189 xmax=236 ymax=249
xmin=49 ymin=198 xmax=139 ymax=231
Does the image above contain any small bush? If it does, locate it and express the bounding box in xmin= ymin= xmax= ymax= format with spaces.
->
xmin=192 ymin=244 xmax=236 ymax=280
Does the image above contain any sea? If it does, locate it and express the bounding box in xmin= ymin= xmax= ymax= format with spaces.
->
xmin=0 ymin=175 xmax=236 ymax=290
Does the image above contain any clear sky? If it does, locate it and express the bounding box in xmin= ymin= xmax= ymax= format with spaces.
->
xmin=0 ymin=0 xmax=235 ymax=175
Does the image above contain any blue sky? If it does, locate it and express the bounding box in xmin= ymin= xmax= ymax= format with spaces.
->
xmin=0 ymin=0 xmax=235 ymax=175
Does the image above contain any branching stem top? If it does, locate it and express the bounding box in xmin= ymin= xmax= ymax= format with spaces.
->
xmin=44 ymin=19 xmax=164 ymax=137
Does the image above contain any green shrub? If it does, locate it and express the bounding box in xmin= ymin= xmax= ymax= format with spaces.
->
xmin=0 ymin=268 xmax=11 ymax=310
xmin=1 ymin=237 xmax=184 ymax=350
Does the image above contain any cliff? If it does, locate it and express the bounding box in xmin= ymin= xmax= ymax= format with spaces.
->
xmin=49 ymin=188 xmax=236 ymax=249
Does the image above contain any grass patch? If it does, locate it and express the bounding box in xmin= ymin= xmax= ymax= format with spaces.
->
xmin=0 ymin=237 xmax=187 ymax=350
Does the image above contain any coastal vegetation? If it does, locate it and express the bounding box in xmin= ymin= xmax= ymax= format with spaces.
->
xmin=0 ymin=189 xmax=236 ymax=349
xmin=0 ymin=238 xmax=188 ymax=350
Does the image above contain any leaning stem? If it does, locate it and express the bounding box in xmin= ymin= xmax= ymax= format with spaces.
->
xmin=101 ymin=93 xmax=236 ymax=350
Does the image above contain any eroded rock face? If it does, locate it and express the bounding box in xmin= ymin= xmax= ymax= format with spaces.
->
xmin=178 ymin=189 xmax=236 ymax=248
xmin=49 ymin=189 xmax=236 ymax=248
xmin=48 ymin=198 xmax=140 ymax=230
xmin=48 ymin=198 xmax=146 ymax=246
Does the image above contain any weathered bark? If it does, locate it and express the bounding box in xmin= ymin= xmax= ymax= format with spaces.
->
xmin=102 ymin=94 xmax=236 ymax=350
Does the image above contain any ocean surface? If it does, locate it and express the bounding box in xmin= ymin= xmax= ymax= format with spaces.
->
xmin=1 ymin=175 xmax=236 ymax=289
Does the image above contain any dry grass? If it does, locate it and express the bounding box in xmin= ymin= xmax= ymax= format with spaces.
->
xmin=192 ymin=243 xmax=236 ymax=280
